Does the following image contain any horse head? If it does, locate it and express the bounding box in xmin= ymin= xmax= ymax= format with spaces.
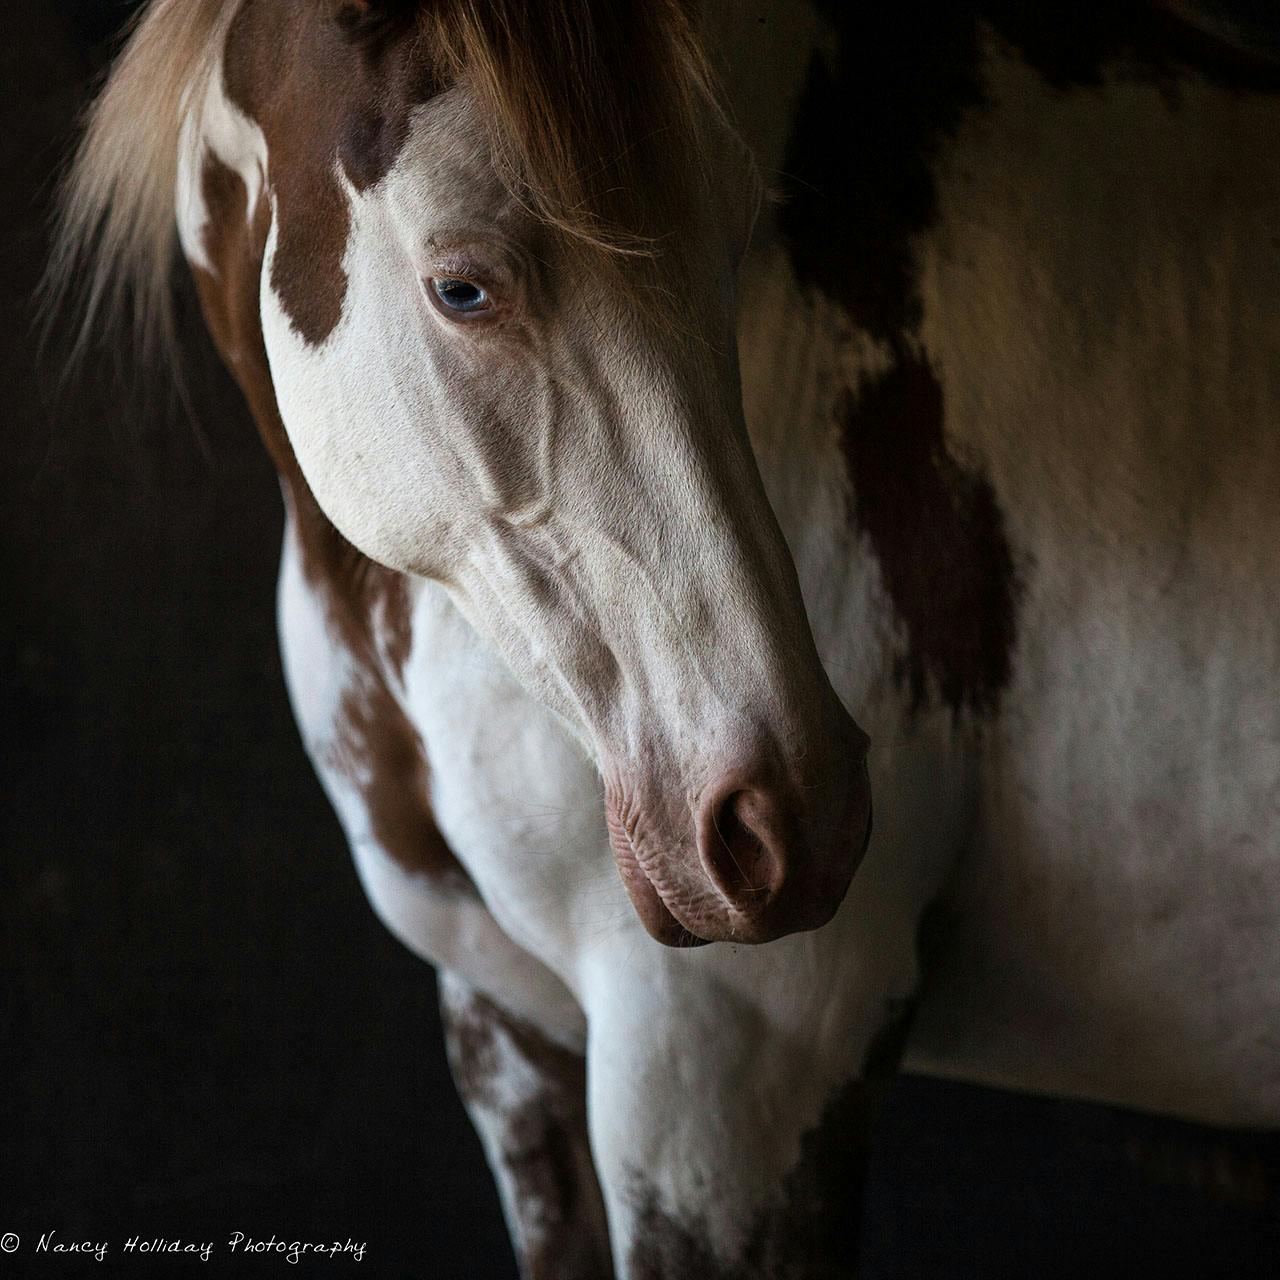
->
xmin=70 ymin=0 xmax=874 ymax=945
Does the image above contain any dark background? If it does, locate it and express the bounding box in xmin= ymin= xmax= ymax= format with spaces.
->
xmin=2 ymin=5 xmax=1277 ymax=1278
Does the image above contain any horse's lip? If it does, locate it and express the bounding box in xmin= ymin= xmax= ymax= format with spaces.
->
xmin=612 ymin=838 xmax=711 ymax=948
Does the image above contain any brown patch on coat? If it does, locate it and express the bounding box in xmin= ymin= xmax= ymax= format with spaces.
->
xmin=984 ymin=1 xmax=1280 ymax=94
xmin=839 ymin=350 xmax=1021 ymax=718
xmin=330 ymin=681 xmax=473 ymax=896
xmin=778 ymin=3 xmax=1280 ymax=336
xmin=779 ymin=3 xmax=1279 ymax=717
xmin=627 ymin=1002 xmax=913 ymax=1280
xmin=443 ymin=987 xmax=614 ymax=1280
xmin=778 ymin=5 xmax=983 ymax=344
xmin=191 ymin=149 xmax=468 ymax=889
xmin=778 ymin=7 xmax=1022 ymax=716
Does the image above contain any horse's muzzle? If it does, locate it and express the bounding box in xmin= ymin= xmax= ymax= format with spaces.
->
xmin=603 ymin=725 xmax=872 ymax=946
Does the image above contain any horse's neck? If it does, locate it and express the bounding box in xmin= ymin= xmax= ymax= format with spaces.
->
xmin=723 ymin=4 xmax=1280 ymax=697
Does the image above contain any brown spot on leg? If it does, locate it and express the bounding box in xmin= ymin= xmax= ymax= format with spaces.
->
xmin=628 ymin=1003 xmax=913 ymax=1280
xmin=443 ymin=986 xmax=614 ymax=1280
xmin=839 ymin=349 xmax=1021 ymax=718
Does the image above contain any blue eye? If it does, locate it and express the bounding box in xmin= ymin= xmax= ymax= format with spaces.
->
xmin=432 ymin=277 xmax=489 ymax=314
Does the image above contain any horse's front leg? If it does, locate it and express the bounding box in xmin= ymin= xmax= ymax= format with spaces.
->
xmin=440 ymin=971 xmax=615 ymax=1280
xmin=580 ymin=952 xmax=912 ymax=1280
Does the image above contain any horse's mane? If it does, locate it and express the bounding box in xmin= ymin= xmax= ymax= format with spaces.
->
xmin=48 ymin=0 xmax=714 ymax=362
xmin=48 ymin=0 xmax=235 ymax=360
xmin=422 ymin=0 xmax=713 ymax=257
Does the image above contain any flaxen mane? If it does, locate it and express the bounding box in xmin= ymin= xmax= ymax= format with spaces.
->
xmin=47 ymin=0 xmax=234 ymax=360
xmin=48 ymin=0 xmax=715 ymax=361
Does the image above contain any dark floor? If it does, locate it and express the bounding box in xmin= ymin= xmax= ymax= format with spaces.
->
xmin=2 ymin=6 xmax=1277 ymax=1279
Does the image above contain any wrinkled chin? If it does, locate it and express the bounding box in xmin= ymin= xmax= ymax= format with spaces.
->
xmin=607 ymin=800 xmax=865 ymax=948
xmin=611 ymin=837 xmax=712 ymax=948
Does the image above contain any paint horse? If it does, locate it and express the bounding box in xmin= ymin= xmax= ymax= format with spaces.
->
xmin=54 ymin=0 xmax=1280 ymax=1274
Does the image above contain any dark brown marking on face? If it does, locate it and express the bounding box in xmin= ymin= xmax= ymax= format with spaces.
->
xmin=839 ymin=350 xmax=1021 ymax=718
xmin=222 ymin=0 xmax=436 ymax=345
xmin=443 ymin=988 xmax=615 ymax=1280
xmin=627 ymin=1001 xmax=914 ymax=1280
xmin=191 ymin=150 xmax=471 ymax=890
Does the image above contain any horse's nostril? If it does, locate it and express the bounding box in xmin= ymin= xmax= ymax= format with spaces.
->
xmin=701 ymin=787 xmax=786 ymax=912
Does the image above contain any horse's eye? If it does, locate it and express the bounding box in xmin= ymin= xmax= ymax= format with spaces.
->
xmin=431 ymin=277 xmax=489 ymax=314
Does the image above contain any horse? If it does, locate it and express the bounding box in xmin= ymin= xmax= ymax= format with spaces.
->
xmin=51 ymin=0 xmax=1280 ymax=1274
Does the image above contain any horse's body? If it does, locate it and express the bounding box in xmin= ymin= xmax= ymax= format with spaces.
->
xmin=58 ymin=0 xmax=1280 ymax=1274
